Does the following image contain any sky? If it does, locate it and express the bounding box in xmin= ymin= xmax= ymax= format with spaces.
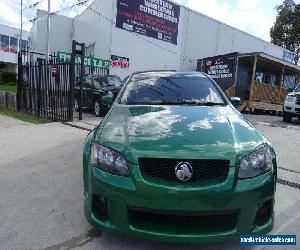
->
xmin=0 ymin=0 xmax=300 ymax=42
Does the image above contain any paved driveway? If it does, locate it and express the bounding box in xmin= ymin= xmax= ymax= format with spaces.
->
xmin=0 ymin=114 xmax=299 ymax=250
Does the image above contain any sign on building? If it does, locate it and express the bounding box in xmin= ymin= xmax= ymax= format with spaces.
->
xmin=282 ymin=50 xmax=295 ymax=64
xmin=110 ymin=55 xmax=129 ymax=68
xmin=202 ymin=53 xmax=237 ymax=86
xmin=56 ymin=52 xmax=110 ymax=68
xmin=116 ymin=0 xmax=180 ymax=45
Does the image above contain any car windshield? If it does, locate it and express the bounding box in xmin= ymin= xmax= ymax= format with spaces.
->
xmin=94 ymin=76 xmax=123 ymax=88
xmin=107 ymin=76 xmax=123 ymax=86
xmin=119 ymin=73 xmax=226 ymax=106
xmin=294 ymin=84 xmax=300 ymax=92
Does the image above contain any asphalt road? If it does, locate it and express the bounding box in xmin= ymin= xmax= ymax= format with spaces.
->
xmin=0 ymin=114 xmax=299 ymax=250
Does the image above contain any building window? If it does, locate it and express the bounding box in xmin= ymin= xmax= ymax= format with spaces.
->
xmin=86 ymin=43 xmax=95 ymax=57
xmin=0 ymin=34 xmax=28 ymax=53
xmin=10 ymin=37 xmax=18 ymax=54
xmin=0 ymin=35 xmax=9 ymax=52
xmin=19 ymin=39 xmax=28 ymax=51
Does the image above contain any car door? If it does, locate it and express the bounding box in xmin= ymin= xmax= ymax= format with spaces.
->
xmin=83 ymin=76 xmax=93 ymax=108
xmin=101 ymin=76 xmax=109 ymax=88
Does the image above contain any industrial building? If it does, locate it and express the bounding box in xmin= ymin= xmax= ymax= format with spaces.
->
xmin=0 ymin=24 xmax=29 ymax=73
xmin=28 ymin=0 xmax=297 ymax=79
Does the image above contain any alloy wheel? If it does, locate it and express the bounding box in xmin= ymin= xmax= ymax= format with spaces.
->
xmin=94 ymin=101 xmax=101 ymax=117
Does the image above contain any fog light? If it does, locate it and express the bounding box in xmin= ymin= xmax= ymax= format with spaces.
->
xmin=254 ymin=200 xmax=272 ymax=226
xmin=92 ymin=194 xmax=108 ymax=219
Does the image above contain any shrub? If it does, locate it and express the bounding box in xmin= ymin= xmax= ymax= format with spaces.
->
xmin=6 ymin=81 xmax=17 ymax=86
xmin=0 ymin=71 xmax=17 ymax=84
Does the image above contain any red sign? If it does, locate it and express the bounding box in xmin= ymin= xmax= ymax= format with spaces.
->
xmin=110 ymin=55 xmax=129 ymax=68
xmin=51 ymin=66 xmax=59 ymax=77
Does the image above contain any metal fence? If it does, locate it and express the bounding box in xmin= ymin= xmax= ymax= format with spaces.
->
xmin=17 ymin=44 xmax=110 ymax=122
xmin=18 ymin=56 xmax=73 ymax=122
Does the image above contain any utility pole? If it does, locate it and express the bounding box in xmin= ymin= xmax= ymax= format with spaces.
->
xmin=20 ymin=0 xmax=23 ymax=52
xmin=46 ymin=0 xmax=51 ymax=59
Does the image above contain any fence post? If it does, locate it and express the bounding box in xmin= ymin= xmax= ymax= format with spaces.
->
xmin=68 ymin=40 xmax=76 ymax=122
xmin=278 ymin=67 xmax=284 ymax=103
xmin=248 ymin=55 xmax=258 ymax=110
xmin=37 ymin=58 xmax=43 ymax=117
xmin=79 ymin=43 xmax=85 ymax=121
xmin=17 ymin=53 xmax=23 ymax=111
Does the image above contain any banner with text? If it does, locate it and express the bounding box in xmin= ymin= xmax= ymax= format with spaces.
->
xmin=116 ymin=0 xmax=180 ymax=45
xmin=56 ymin=52 xmax=110 ymax=69
xmin=282 ymin=50 xmax=295 ymax=64
xmin=110 ymin=55 xmax=130 ymax=68
xmin=203 ymin=53 xmax=237 ymax=85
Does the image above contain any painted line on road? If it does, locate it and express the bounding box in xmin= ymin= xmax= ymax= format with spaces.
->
xmin=278 ymin=167 xmax=300 ymax=175
xmin=41 ymin=229 xmax=102 ymax=250
xmin=251 ymin=121 xmax=300 ymax=131
xmin=277 ymin=178 xmax=300 ymax=190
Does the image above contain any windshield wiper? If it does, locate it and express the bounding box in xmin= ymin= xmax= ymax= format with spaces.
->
xmin=150 ymin=101 xmax=180 ymax=105
xmin=142 ymin=100 xmax=226 ymax=106
xmin=177 ymin=100 xmax=226 ymax=106
xmin=199 ymin=102 xmax=226 ymax=106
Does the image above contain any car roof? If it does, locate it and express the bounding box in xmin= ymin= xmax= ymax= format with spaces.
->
xmin=132 ymin=71 xmax=207 ymax=79
xmin=92 ymin=74 xmax=120 ymax=77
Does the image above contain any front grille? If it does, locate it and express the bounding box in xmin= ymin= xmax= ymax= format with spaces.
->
xmin=129 ymin=207 xmax=239 ymax=233
xmin=296 ymin=95 xmax=300 ymax=105
xmin=138 ymin=158 xmax=229 ymax=183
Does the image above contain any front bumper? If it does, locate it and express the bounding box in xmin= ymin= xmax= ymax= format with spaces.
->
xmin=283 ymin=101 xmax=300 ymax=115
xmin=84 ymin=164 xmax=275 ymax=244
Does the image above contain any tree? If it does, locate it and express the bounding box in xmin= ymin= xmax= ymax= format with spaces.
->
xmin=270 ymin=0 xmax=300 ymax=65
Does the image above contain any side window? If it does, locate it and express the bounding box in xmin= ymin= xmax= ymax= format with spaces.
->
xmin=85 ymin=76 xmax=92 ymax=88
xmin=93 ymin=77 xmax=102 ymax=88
xmin=102 ymin=76 xmax=108 ymax=87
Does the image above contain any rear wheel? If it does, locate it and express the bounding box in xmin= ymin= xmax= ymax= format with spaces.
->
xmin=283 ymin=112 xmax=292 ymax=123
xmin=94 ymin=100 xmax=102 ymax=117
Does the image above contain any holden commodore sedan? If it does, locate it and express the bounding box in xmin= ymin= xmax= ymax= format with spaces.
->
xmin=83 ymin=71 xmax=277 ymax=243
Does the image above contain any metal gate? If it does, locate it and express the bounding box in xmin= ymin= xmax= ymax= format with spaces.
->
xmin=17 ymin=41 xmax=110 ymax=122
xmin=17 ymin=52 xmax=74 ymax=122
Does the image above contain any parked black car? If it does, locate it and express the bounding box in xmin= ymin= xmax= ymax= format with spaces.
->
xmin=74 ymin=75 xmax=123 ymax=116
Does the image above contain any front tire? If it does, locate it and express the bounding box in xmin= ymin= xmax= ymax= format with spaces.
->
xmin=283 ymin=112 xmax=292 ymax=123
xmin=94 ymin=100 xmax=102 ymax=117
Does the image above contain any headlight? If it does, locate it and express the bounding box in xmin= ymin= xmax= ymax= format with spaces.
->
xmin=238 ymin=146 xmax=275 ymax=179
xmin=286 ymin=95 xmax=296 ymax=102
xmin=90 ymin=143 xmax=129 ymax=176
xmin=107 ymin=91 xmax=113 ymax=97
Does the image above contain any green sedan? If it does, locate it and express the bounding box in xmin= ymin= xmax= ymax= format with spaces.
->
xmin=83 ymin=71 xmax=277 ymax=243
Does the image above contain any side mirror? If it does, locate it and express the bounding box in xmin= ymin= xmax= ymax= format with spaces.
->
xmin=230 ymin=97 xmax=241 ymax=107
xmin=102 ymin=95 xmax=113 ymax=105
